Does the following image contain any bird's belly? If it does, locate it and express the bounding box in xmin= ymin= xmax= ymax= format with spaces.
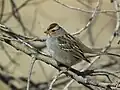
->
xmin=54 ymin=49 xmax=80 ymax=66
xmin=46 ymin=37 xmax=80 ymax=66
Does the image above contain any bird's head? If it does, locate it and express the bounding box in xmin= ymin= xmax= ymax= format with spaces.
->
xmin=44 ymin=23 xmax=66 ymax=37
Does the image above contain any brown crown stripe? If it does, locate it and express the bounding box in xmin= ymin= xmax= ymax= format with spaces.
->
xmin=47 ymin=23 xmax=58 ymax=31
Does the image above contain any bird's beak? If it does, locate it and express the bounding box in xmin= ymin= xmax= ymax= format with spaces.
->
xmin=44 ymin=30 xmax=49 ymax=34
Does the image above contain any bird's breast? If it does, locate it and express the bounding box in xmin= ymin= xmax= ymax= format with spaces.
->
xmin=46 ymin=37 xmax=80 ymax=66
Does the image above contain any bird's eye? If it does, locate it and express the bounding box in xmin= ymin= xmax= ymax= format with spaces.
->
xmin=51 ymin=29 xmax=56 ymax=32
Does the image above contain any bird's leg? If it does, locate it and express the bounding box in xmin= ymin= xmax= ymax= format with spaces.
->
xmin=58 ymin=63 xmax=68 ymax=72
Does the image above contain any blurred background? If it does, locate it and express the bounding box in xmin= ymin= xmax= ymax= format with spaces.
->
xmin=0 ymin=0 xmax=120 ymax=90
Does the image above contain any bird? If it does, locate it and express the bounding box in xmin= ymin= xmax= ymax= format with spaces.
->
xmin=44 ymin=23 xmax=90 ymax=68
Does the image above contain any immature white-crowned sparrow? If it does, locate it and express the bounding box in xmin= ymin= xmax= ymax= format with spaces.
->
xmin=44 ymin=23 xmax=91 ymax=67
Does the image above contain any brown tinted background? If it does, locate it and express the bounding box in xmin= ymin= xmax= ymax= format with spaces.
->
xmin=0 ymin=0 xmax=119 ymax=90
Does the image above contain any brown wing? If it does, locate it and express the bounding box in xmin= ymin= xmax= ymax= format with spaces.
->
xmin=57 ymin=33 xmax=90 ymax=63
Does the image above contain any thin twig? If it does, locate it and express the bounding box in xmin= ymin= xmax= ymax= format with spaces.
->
xmin=26 ymin=55 xmax=36 ymax=90
xmin=72 ymin=0 xmax=100 ymax=35
xmin=54 ymin=0 xmax=120 ymax=14
xmin=48 ymin=71 xmax=63 ymax=90
xmin=0 ymin=0 xmax=4 ymax=22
